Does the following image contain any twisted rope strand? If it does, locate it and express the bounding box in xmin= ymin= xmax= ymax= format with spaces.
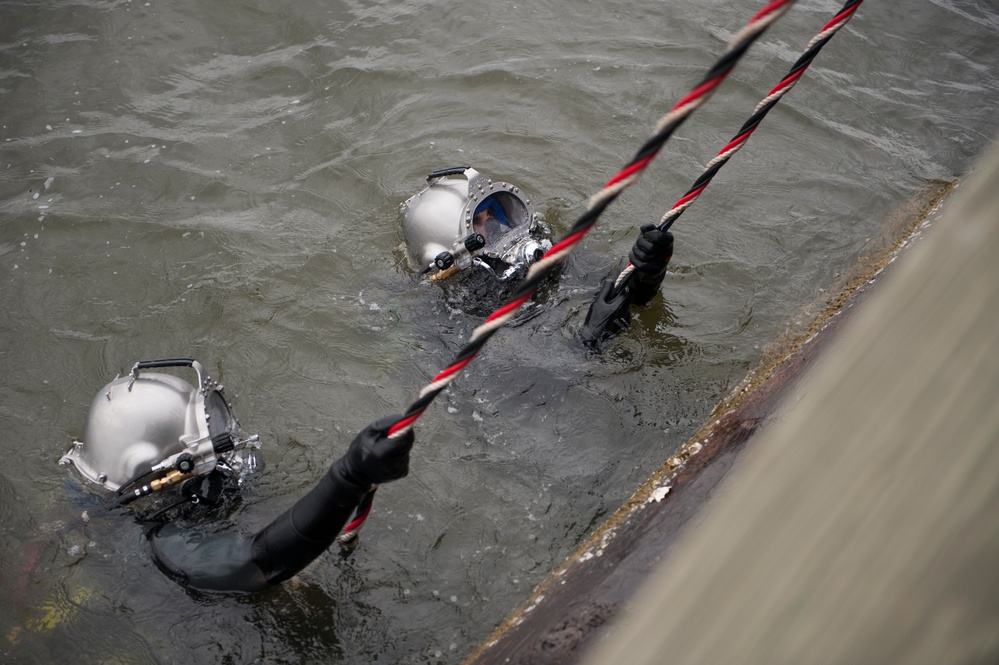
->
xmin=343 ymin=0 xmax=797 ymax=538
xmin=616 ymin=0 xmax=863 ymax=289
xmin=391 ymin=0 xmax=795 ymax=440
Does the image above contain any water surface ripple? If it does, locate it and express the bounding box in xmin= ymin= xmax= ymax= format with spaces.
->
xmin=2 ymin=0 xmax=998 ymax=662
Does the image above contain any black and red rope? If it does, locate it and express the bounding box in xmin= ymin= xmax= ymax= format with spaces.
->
xmin=615 ymin=0 xmax=864 ymax=290
xmin=340 ymin=0 xmax=797 ymax=541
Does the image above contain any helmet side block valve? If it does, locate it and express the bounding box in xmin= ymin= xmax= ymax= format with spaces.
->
xmin=432 ymin=232 xmax=486 ymax=273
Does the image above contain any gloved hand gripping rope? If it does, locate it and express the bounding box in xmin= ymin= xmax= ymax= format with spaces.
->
xmin=147 ymin=416 xmax=414 ymax=592
xmin=579 ymin=0 xmax=865 ymax=350
xmin=579 ymin=224 xmax=675 ymax=348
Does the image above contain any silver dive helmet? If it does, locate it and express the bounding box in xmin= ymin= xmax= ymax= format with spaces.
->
xmin=60 ymin=358 xmax=259 ymax=497
xmin=400 ymin=166 xmax=552 ymax=280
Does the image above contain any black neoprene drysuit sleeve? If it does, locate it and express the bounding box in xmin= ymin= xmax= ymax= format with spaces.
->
xmin=147 ymin=417 xmax=412 ymax=592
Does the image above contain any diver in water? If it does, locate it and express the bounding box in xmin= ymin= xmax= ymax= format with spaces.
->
xmin=60 ymin=358 xmax=414 ymax=592
xmin=58 ymin=168 xmax=665 ymax=594
xmin=401 ymin=165 xmax=674 ymax=348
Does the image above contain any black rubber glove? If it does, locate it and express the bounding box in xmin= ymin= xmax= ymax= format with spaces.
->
xmin=628 ymin=224 xmax=674 ymax=306
xmin=331 ymin=415 xmax=414 ymax=492
xmin=579 ymin=277 xmax=632 ymax=349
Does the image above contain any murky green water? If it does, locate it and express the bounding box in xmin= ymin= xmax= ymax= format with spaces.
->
xmin=2 ymin=0 xmax=998 ymax=662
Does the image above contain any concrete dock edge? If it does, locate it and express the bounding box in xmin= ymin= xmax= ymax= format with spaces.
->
xmin=464 ymin=136 xmax=996 ymax=664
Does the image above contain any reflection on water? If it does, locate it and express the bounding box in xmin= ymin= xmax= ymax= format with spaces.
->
xmin=2 ymin=0 xmax=998 ymax=662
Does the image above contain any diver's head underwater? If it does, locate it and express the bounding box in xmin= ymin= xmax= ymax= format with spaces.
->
xmin=401 ymin=166 xmax=553 ymax=289
xmin=61 ymin=358 xmax=413 ymax=592
xmin=60 ymin=358 xmax=259 ymax=506
xmin=399 ymin=165 xmax=674 ymax=342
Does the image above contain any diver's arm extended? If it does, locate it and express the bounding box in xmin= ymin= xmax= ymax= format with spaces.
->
xmin=147 ymin=416 xmax=413 ymax=592
xmin=578 ymin=225 xmax=674 ymax=350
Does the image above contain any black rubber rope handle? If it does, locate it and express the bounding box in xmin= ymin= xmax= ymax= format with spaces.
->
xmin=133 ymin=358 xmax=196 ymax=370
xmin=426 ymin=166 xmax=471 ymax=182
